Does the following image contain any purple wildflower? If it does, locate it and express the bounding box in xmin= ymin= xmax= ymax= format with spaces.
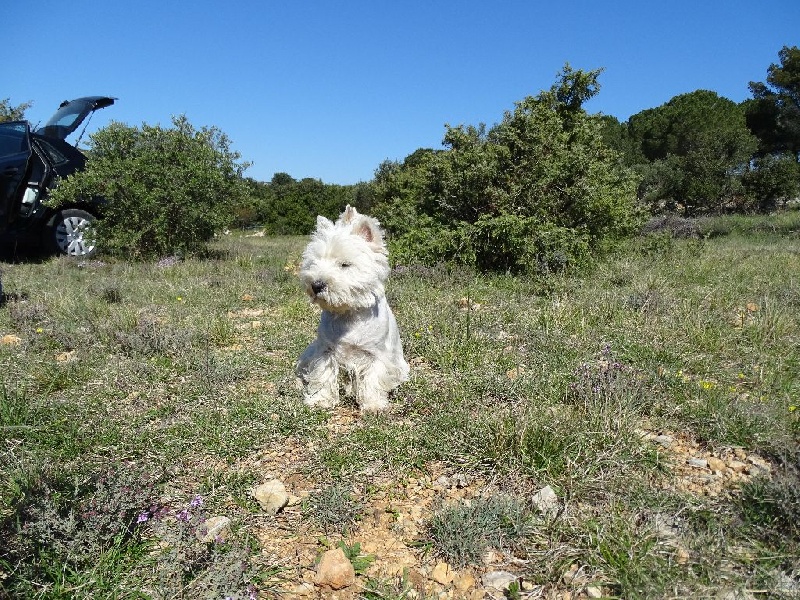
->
xmin=137 ymin=512 xmax=149 ymax=524
xmin=176 ymin=508 xmax=191 ymax=522
xmin=190 ymin=494 xmax=204 ymax=508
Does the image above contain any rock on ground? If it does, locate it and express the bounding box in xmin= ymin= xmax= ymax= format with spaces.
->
xmin=313 ymin=547 xmax=356 ymax=590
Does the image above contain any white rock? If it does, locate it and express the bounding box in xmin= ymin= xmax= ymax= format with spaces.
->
xmin=746 ymin=456 xmax=771 ymax=475
xmin=289 ymin=582 xmax=315 ymax=596
xmin=196 ymin=515 xmax=231 ymax=543
xmin=253 ymin=479 xmax=290 ymax=515
xmin=771 ymin=569 xmax=800 ymax=593
xmin=481 ymin=570 xmax=518 ymax=590
xmin=531 ymin=485 xmax=559 ymax=518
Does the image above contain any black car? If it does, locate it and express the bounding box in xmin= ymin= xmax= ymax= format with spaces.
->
xmin=0 ymin=96 xmax=115 ymax=257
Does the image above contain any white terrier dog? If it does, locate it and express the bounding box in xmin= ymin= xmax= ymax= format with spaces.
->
xmin=296 ymin=205 xmax=409 ymax=412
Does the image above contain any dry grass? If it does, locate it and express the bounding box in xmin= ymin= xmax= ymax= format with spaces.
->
xmin=0 ymin=216 xmax=798 ymax=598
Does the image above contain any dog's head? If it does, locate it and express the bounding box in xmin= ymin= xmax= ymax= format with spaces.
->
xmin=299 ymin=205 xmax=390 ymax=313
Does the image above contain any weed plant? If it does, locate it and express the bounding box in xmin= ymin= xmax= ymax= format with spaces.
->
xmin=427 ymin=495 xmax=532 ymax=567
xmin=307 ymin=483 xmax=364 ymax=534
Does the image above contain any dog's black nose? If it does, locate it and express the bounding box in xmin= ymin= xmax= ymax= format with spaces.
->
xmin=311 ymin=280 xmax=326 ymax=295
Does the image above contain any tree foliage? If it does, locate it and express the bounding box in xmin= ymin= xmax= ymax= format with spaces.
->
xmin=0 ymin=98 xmax=32 ymax=123
xmin=237 ymin=174 xmax=367 ymax=235
xmin=371 ymin=65 xmax=643 ymax=273
xmin=746 ymin=45 xmax=800 ymax=157
xmin=626 ymin=91 xmax=758 ymax=214
xmin=48 ymin=116 xmax=249 ymax=259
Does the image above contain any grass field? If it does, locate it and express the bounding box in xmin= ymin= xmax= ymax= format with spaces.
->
xmin=1 ymin=212 xmax=798 ymax=599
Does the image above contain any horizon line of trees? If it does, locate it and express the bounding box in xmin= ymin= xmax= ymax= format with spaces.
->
xmin=231 ymin=45 xmax=800 ymax=234
xmin=2 ymin=45 xmax=797 ymax=268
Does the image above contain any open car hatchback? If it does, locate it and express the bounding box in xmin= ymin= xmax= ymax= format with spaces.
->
xmin=0 ymin=96 xmax=115 ymax=257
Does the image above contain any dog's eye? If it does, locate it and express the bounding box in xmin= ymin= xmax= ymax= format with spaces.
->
xmin=340 ymin=262 xmax=351 ymax=268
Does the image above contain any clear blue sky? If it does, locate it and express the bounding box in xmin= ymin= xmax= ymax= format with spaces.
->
xmin=4 ymin=1 xmax=799 ymax=185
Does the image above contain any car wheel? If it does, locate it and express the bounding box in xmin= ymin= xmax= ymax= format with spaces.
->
xmin=50 ymin=208 xmax=97 ymax=257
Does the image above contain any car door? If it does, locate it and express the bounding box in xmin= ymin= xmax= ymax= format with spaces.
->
xmin=0 ymin=121 xmax=32 ymax=229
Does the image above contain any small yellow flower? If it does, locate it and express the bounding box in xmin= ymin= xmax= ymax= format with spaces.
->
xmin=177 ymin=296 xmax=183 ymax=302
xmin=36 ymin=328 xmax=44 ymax=334
xmin=699 ymin=380 xmax=716 ymax=390
xmin=789 ymin=405 xmax=797 ymax=412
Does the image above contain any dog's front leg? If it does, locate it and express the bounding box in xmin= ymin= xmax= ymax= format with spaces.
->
xmin=356 ymin=361 xmax=391 ymax=413
xmin=296 ymin=344 xmax=340 ymax=408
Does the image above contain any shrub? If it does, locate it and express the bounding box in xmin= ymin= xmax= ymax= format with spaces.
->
xmin=307 ymin=483 xmax=363 ymax=534
xmin=741 ymin=153 xmax=800 ymax=213
xmin=48 ymin=116 xmax=249 ymax=259
xmin=426 ymin=495 xmax=532 ymax=567
xmin=372 ymin=66 xmax=644 ymax=273
xmin=1 ymin=462 xmax=161 ymax=597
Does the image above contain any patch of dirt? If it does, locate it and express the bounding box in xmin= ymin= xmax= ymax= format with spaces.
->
xmin=215 ymin=414 xmax=777 ymax=599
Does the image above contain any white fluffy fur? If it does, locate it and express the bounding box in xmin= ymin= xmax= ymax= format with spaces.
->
xmin=296 ymin=205 xmax=409 ymax=412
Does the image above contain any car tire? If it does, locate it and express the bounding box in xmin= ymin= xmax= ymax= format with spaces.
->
xmin=49 ymin=208 xmax=98 ymax=257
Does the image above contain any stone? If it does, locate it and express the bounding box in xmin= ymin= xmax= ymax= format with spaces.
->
xmin=586 ymin=586 xmax=603 ymax=598
xmin=196 ymin=515 xmax=231 ymax=543
xmin=746 ymin=456 xmax=771 ymax=475
xmin=561 ymin=563 xmax=588 ymax=586
xmin=1 ymin=334 xmax=21 ymax=346
xmin=687 ymin=458 xmax=708 ymax=469
xmin=481 ymin=570 xmax=518 ymax=591
xmin=531 ymin=485 xmax=559 ymax=518
xmin=313 ymin=547 xmax=355 ymax=590
xmin=727 ymin=460 xmax=748 ymax=473
xmin=771 ymin=569 xmax=800 ymax=594
xmin=55 ymin=350 xmax=77 ymax=363
xmin=653 ymin=434 xmax=674 ymax=447
xmin=652 ymin=514 xmax=679 ymax=539
xmin=253 ymin=479 xmax=290 ymax=515
xmin=288 ymin=582 xmax=315 ymax=597
xmin=431 ymin=562 xmax=454 ymax=585
xmin=716 ymin=589 xmax=756 ymax=600
xmin=707 ymin=457 xmax=726 ymax=472
xmin=454 ymin=571 xmax=476 ymax=593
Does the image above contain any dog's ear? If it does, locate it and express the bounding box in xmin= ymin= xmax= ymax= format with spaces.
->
xmin=315 ymin=215 xmax=334 ymax=232
xmin=340 ymin=204 xmax=360 ymax=224
xmin=354 ymin=220 xmax=376 ymax=243
xmin=353 ymin=216 xmax=387 ymax=253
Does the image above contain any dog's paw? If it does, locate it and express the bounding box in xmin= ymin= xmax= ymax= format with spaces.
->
xmin=358 ymin=394 xmax=389 ymax=414
xmin=303 ymin=389 xmax=339 ymax=409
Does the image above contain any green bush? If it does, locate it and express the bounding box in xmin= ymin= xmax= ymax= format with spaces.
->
xmin=741 ymin=153 xmax=800 ymax=212
xmin=49 ymin=116 xmax=249 ymax=259
xmin=372 ymin=66 xmax=644 ymax=273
